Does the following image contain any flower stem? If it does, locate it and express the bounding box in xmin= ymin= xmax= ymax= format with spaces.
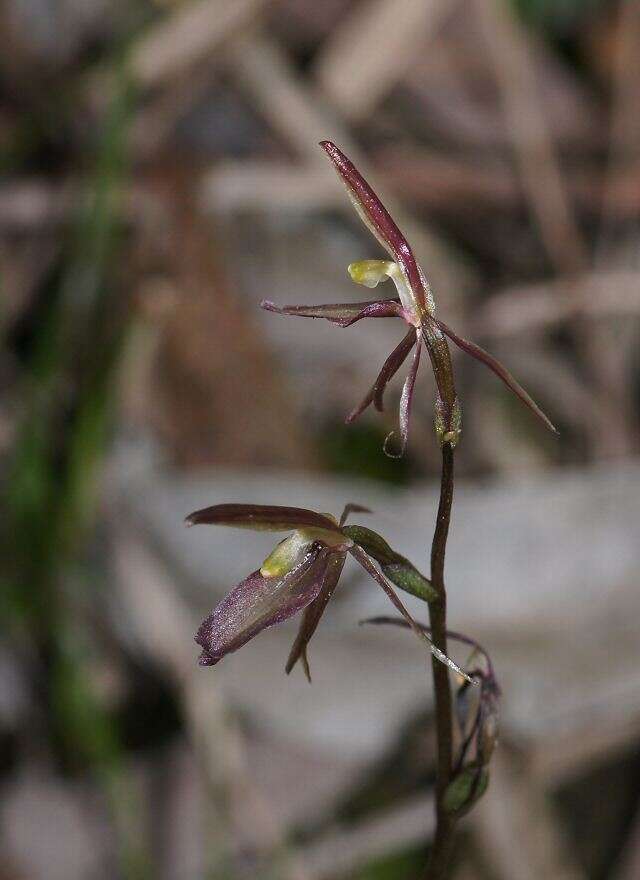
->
xmin=425 ymin=442 xmax=456 ymax=878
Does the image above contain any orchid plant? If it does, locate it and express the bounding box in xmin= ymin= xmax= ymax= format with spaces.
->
xmin=186 ymin=141 xmax=556 ymax=878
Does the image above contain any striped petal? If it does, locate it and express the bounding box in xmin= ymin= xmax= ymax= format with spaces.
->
xmin=285 ymin=553 xmax=347 ymax=681
xmin=383 ymin=338 xmax=421 ymax=458
xmin=185 ymin=503 xmax=342 ymax=535
xmin=261 ymin=298 xmax=402 ymax=327
xmin=346 ymin=329 xmax=417 ymax=423
xmin=432 ymin=317 xmax=557 ymax=433
xmin=320 ymin=141 xmax=429 ymax=312
xmin=196 ymin=546 xmax=339 ymax=666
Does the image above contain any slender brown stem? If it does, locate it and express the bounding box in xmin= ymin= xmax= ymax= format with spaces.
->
xmin=424 ymin=442 xmax=456 ymax=878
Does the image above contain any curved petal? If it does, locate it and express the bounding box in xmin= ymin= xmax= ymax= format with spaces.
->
xmin=185 ymin=504 xmax=342 ymax=534
xmin=346 ymin=329 xmax=417 ymax=423
xmin=320 ymin=141 xmax=428 ymax=311
xmin=383 ymin=339 xmax=421 ymax=458
xmin=339 ymin=502 xmax=372 ymax=526
xmin=261 ymin=298 xmax=402 ymax=327
xmin=196 ymin=547 xmax=337 ymax=666
xmin=431 ymin=317 xmax=557 ymax=433
xmin=285 ymin=553 xmax=346 ymax=681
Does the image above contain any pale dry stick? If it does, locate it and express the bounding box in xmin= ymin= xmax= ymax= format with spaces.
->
xmin=206 ymin=152 xmax=517 ymax=213
xmin=477 ymin=272 xmax=640 ymax=340
xmin=373 ymin=147 xmax=521 ymax=209
xmin=589 ymin=0 xmax=640 ymax=456
xmin=473 ymin=0 xmax=589 ymax=276
xmin=0 ymin=181 xmax=165 ymax=231
xmin=87 ymin=0 xmax=270 ymax=114
xmin=596 ymin=0 xmax=640 ymax=253
xmin=314 ymin=0 xmax=455 ymax=123
xmin=86 ymin=0 xmax=271 ymax=153
xmin=474 ymin=0 xmax=633 ymax=456
xmin=112 ymin=530 xmax=312 ymax=880
xmin=186 ymin=675 xmax=312 ymax=880
xmin=480 ymin=271 xmax=640 ymax=455
xmin=529 ymin=711 xmax=640 ymax=792
xmin=126 ymin=0 xmax=269 ymax=91
xmin=112 ymin=531 xmax=234 ymax=869
xmin=490 ymin=346 xmax=600 ymax=434
xmin=128 ymin=58 xmax=222 ymax=157
xmin=0 ymin=181 xmax=77 ymax=229
xmin=471 ymin=750 xmax=587 ymax=880
xmin=473 ymin=271 xmax=640 ymax=439
xmin=207 ymin=151 xmax=640 ymax=217
xmin=302 ymin=793 xmax=436 ymax=879
xmin=223 ymin=30 xmax=333 ymax=164
xmin=215 ymin=28 xmax=472 ymax=302
xmin=204 ymin=162 xmax=340 ymax=212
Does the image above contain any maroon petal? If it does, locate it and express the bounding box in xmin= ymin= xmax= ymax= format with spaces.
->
xmin=285 ymin=553 xmax=346 ymax=681
xmin=432 ymin=317 xmax=557 ymax=433
xmin=419 ymin=321 xmax=458 ymax=436
xmin=261 ymin=298 xmax=402 ymax=327
xmin=339 ymin=502 xmax=372 ymax=526
xmin=196 ymin=546 xmax=336 ymax=666
xmin=346 ymin=329 xmax=417 ymax=423
xmin=185 ymin=504 xmax=341 ymax=534
xmin=384 ymin=338 xmax=421 ymax=458
xmin=320 ymin=141 xmax=427 ymax=311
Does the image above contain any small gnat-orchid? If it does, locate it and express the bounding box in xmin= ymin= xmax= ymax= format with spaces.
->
xmin=263 ymin=141 xmax=556 ymax=455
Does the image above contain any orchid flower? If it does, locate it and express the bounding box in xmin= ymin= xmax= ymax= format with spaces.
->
xmin=185 ymin=502 xmax=473 ymax=682
xmin=262 ymin=141 xmax=556 ymax=453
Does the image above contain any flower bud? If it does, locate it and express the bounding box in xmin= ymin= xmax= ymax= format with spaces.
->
xmin=443 ymin=763 xmax=489 ymax=816
xmin=478 ymin=683 xmax=500 ymax=765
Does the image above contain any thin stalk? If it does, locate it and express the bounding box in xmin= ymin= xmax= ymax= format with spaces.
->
xmin=425 ymin=442 xmax=456 ymax=878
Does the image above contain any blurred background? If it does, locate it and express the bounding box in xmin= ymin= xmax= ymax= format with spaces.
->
xmin=1 ymin=0 xmax=640 ymax=878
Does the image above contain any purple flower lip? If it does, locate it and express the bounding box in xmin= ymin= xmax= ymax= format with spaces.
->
xmin=195 ymin=544 xmax=335 ymax=666
xmin=262 ymin=141 xmax=557 ymax=449
xmin=187 ymin=504 xmax=352 ymax=673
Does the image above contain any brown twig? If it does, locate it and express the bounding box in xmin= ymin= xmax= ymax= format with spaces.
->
xmin=474 ymin=0 xmax=588 ymax=276
xmin=424 ymin=442 xmax=456 ymax=878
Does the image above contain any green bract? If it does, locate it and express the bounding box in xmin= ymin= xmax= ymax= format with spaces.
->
xmin=443 ymin=764 xmax=489 ymax=816
xmin=343 ymin=525 xmax=438 ymax=603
